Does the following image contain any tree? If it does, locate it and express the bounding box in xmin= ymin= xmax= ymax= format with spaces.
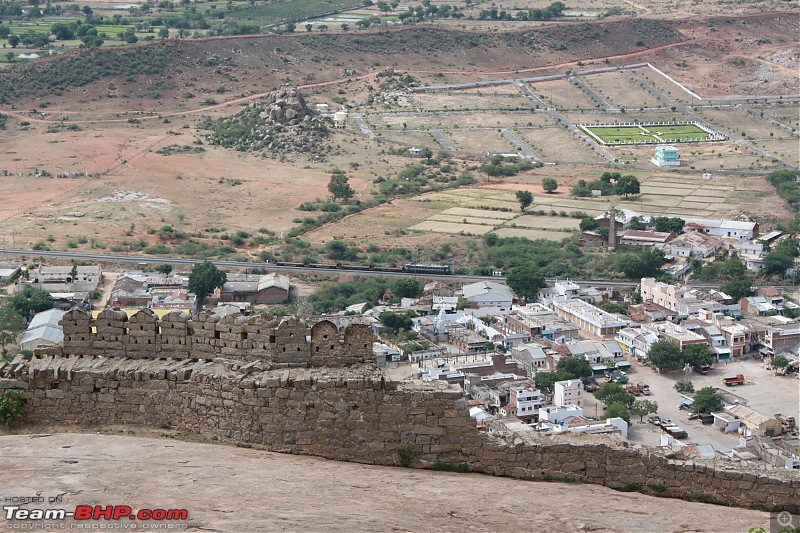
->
xmin=506 ymin=265 xmax=545 ymax=301
xmin=763 ymin=251 xmax=794 ymax=276
xmin=771 ymin=355 xmax=789 ymax=374
xmin=615 ymin=175 xmax=640 ymax=198
xmin=646 ymin=340 xmax=683 ymax=372
xmin=187 ymin=260 xmax=226 ymax=306
xmin=0 ymin=307 xmax=25 ymax=357
xmin=556 ymin=356 xmax=593 ymax=378
xmin=305 ymin=23 xmax=313 ymax=31
xmin=579 ymin=217 xmax=599 ymax=232
xmin=651 ymin=216 xmax=685 ymax=234
xmin=534 ymin=369 xmax=575 ymax=392
xmin=628 ymin=216 xmax=646 ymax=230
xmin=595 ymin=382 xmax=634 ymax=408
xmin=154 ymin=264 xmax=173 ymax=275
xmin=720 ymin=277 xmax=753 ymax=300
xmin=8 ymin=34 xmax=20 ymax=48
xmin=284 ymin=22 xmax=296 ymax=33
xmin=617 ymin=249 xmax=666 ymax=279
xmin=379 ymin=311 xmax=413 ymax=332
xmin=692 ymin=386 xmax=724 ymax=413
xmin=683 ymin=343 xmax=713 ymax=367
xmin=51 ymin=22 xmax=75 ymax=40
xmin=541 ymin=177 xmax=558 ymax=193
xmin=328 ymin=172 xmax=355 ymax=202
xmin=515 ymin=190 xmax=533 ymax=211
xmin=8 ymin=287 xmax=53 ymax=317
xmin=392 ymin=278 xmax=421 ymax=299
xmin=158 ymin=27 xmax=169 ymax=39
xmin=630 ymin=399 xmax=658 ymax=422
xmin=674 ymin=379 xmax=694 ymax=393
xmin=603 ymin=401 xmax=631 ymax=425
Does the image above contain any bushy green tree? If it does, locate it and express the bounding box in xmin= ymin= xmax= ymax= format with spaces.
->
xmin=630 ymin=399 xmax=658 ymax=422
xmin=556 ymin=356 xmax=593 ymax=378
xmin=651 ymin=216 xmax=685 ymax=234
xmin=674 ymin=379 xmax=694 ymax=393
xmin=0 ymin=307 xmax=25 ymax=357
xmin=328 ymin=171 xmax=354 ymax=201
xmin=615 ymin=175 xmax=640 ymax=198
xmin=187 ymin=260 xmax=227 ymax=305
xmin=692 ymin=386 xmax=724 ymax=413
xmin=392 ymin=278 xmax=421 ymax=299
xmin=579 ymin=217 xmax=599 ymax=232
xmin=379 ymin=311 xmax=413 ymax=332
xmin=720 ymin=277 xmax=753 ymax=300
xmin=506 ymin=265 xmax=545 ymax=301
xmin=541 ymin=177 xmax=558 ymax=193
xmin=646 ymin=340 xmax=683 ymax=372
xmin=617 ymin=249 xmax=666 ymax=279
xmin=515 ymin=190 xmax=533 ymax=211
xmin=595 ymin=382 xmax=634 ymax=408
xmin=683 ymin=343 xmax=714 ymax=367
xmin=8 ymin=287 xmax=53 ymax=317
xmin=603 ymin=401 xmax=631 ymax=425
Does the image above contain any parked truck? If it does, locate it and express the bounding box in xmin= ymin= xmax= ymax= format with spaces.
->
xmin=723 ymin=374 xmax=745 ymax=386
xmin=661 ymin=425 xmax=688 ymax=439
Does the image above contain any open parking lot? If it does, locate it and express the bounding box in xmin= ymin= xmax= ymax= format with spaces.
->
xmin=623 ymin=357 xmax=800 ymax=451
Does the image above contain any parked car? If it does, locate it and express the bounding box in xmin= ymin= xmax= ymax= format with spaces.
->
xmin=636 ymin=383 xmax=651 ymax=395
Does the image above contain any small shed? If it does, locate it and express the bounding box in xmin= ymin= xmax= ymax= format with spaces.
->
xmin=726 ymin=404 xmax=783 ymax=437
xmin=712 ymin=411 xmax=741 ymax=434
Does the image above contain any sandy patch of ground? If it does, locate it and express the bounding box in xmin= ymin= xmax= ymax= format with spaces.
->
xmin=0 ymin=431 xmax=774 ymax=533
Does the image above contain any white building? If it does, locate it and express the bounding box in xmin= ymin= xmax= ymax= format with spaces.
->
xmin=682 ymin=217 xmax=758 ymax=241
xmin=552 ymin=299 xmax=628 ymax=337
xmin=538 ymin=404 xmax=583 ymax=424
xmin=554 ymin=379 xmax=583 ymax=407
xmin=615 ymin=326 xmax=659 ymax=361
xmin=504 ymin=386 xmax=545 ymax=419
xmin=461 ymin=281 xmax=514 ymax=309
xmin=19 ymin=308 xmax=66 ymax=352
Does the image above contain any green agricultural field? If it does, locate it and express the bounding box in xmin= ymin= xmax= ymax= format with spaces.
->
xmin=580 ymin=122 xmax=720 ymax=146
xmin=226 ymin=0 xmax=362 ymax=25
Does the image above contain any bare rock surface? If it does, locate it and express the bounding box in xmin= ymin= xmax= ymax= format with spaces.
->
xmin=0 ymin=432 xmax=770 ymax=533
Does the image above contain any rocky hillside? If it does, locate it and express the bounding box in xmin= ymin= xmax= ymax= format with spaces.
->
xmin=204 ymin=86 xmax=336 ymax=162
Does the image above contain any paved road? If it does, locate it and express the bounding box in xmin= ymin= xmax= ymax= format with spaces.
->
xmin=514 ymin=82 xmax=549 ymax=108
xmin=499 ymin=128 xmax=538 ymax=160
xmin=569 ymin=76 xmax=616 ymax=111
xmin=349 ymin=114 xmax=375 ymax=139
xmin=430 ymin=130 xmax=456 ymax=151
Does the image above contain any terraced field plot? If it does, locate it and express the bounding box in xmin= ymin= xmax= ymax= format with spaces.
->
xmin=517 ymin=127 xmax=605 ymax=162
xmin=759 ymin=106 xmax=800 ymax=129
xmin=444 ymin=130 xmax=515 ymax=153
xmin=410 ymin=86 xmax=534 ymax=111
xmin=527 ymin=79 xmax=599 ymax=110
xmin=759 ymin=140 xmax=800 ymax=167
xmin=582 ymin=71 xmax=664 ymax=109
xmin=581 ymin=123 xmax=714 ymax=145
xmin=379 ymin=131 xmax=438 ymax=149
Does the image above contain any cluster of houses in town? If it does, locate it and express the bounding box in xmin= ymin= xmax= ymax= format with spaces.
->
xmin=361 ymin=272 xmax=798 ymax=454
xmin=580 ymin=209 xmax=796 ymax=278
xmin=5 ymin=264 xmax=290 ymax=352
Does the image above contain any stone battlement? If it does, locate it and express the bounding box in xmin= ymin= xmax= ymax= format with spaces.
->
xmin=1 ymin=354 xmax=798 ymax=513
xmin=54 ymin=308 xmax=373 ymax=367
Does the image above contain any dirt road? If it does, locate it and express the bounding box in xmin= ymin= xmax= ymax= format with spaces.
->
xmin=0 ymin=432 xmax=773 ymax=532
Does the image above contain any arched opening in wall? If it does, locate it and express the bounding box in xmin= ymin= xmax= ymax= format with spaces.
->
xmin=315 ymin=346 xmax=320 ymax=353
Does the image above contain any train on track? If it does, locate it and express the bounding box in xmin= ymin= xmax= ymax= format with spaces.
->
xmin=271 ymin=262 xmax=452 ymax=275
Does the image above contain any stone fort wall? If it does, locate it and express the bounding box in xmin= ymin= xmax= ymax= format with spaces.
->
xmin=56 ymin=308 xmax=373 ymax=367
xmin=1 ymin=311 xmax=797 ymax=512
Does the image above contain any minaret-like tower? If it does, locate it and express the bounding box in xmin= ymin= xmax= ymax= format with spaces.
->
xmin=608 ymin=206 xmax=617 ymax=251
